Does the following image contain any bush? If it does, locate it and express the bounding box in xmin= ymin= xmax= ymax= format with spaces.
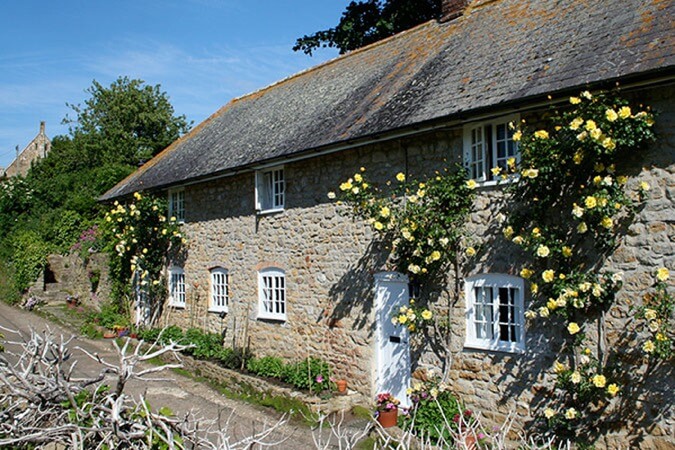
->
xmin=401 ymin=390 xmax=462 ymax=443
xmin=282 ymin=357 xmax=332 ymax=392
xmin=10 ymin=230 xmax=52 ymax=292
xmin=246 ymin=356 xmax=286 ymax=379
xmin=216 ymin=347 xmax=250 ymax=370
xmin=91 ymin=302 xmax=129 ymax=330
xmin=183 ymin=328 xmax=224 ymax=359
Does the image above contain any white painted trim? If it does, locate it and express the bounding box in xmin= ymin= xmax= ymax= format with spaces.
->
xmin=209 ymin=267 xmax=229 ymax=313
xmin=257 ymin=267 xmax=287 ymax=321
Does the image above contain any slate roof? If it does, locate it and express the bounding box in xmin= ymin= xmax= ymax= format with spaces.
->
xmin=101 ymin=0 xmax=675 ymax=200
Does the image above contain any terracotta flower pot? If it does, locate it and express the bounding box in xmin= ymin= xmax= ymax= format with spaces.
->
xmin=336 ymin=379 xmax=347 ymax=394
xmin=377 ymin=408 xmax=398 ymax=428
xmin=103 ymin=331 xmax=117 ymax=339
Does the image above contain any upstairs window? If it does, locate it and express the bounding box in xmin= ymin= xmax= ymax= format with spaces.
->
xmin=465 ymin=274 xmax=524 ymax=353
xmin=463 ymin=115 xmax=519 ymax=183
xmin=168 ymin=266 xmax=186 ymax=308
xmin=168 ymin=188 xmax=185 ymax=223
xmin=210 ymin=268 xmax=229 ymax=313
xmin=255 ymin=167 xmax=284 ymax=213
xmin=258 ymin=268 xmax=286 ymax=321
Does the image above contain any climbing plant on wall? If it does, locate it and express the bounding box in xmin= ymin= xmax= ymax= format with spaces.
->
xmin=101 ymin=192 xmax=184 ymax=324
xmin=501 ymin=90 xmax=672 ymax=437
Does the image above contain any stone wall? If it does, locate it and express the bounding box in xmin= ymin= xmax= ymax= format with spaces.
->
xmin=161 ymin=84 xmax=674 ymax=448
xmin=28 ymin=253 xmax=112 ymax=309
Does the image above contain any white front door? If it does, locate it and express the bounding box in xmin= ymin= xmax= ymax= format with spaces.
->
xmin=374 ymin=271 xmax=411 ymax=408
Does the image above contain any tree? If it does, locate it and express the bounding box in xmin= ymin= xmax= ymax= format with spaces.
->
xmin=293 ymin=0 xmax=440 ymax=55
xmin=65 ymin=76 xmax=191 ymax=167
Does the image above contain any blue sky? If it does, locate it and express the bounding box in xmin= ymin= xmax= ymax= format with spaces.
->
xmin=0 ymin=0 xmax=348 ymax=168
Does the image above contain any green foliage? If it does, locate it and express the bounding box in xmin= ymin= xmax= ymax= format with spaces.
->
xmin=282 ymin=357 xmax=332 ymax=392
xmin=100 ymin=193 xmax=183 ymax=316
xmin=632 ymin=271 xmax=674 ymax=360
xmin=294 ymin=0 xmax=440 ymax=55
xmin=10 ymin=230 xmax=52 ymax=292
xmin=501 ymin=90 xmax=659 ymax=436
xmin=182 ymin=328 xmax=224 ymax=359
xmin=0 ymin=78 xmax=190 ymax=300
xmin=246 ymin=356 xmax=286 ymax=379
xmin=331 ymin=165 xmax=475 ymax=280
xmin=88 ymin=301 xmax=130 ymax=330
xmin=65 ymin=76 xmax=191 ymax=167
xmin=401 ymin=390 xmax=462 ymax=443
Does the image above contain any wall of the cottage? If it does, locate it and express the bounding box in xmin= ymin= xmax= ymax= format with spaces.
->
xmin=161 ymin=83 xmax=673 ymax=448
xmin=160 ymin=129 xmax=459 ymax=395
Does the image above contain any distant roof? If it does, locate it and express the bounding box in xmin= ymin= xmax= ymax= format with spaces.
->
xmin=101 ymin=0 xmax=675 ymax=201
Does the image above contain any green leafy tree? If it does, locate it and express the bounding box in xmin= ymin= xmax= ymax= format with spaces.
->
xmin=64 ymin=76 xmax=191 ymax=166
xmin=294 ymin=0 xmax=440 ymax=55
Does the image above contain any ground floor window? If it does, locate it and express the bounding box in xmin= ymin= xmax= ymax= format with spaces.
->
xmin=168 ymin=266 xmax=186 ymax=308
xmin=464 ymin=273 xmax=524 ymax=352
xmin=258 ymin=268 xmax=286 ymax=321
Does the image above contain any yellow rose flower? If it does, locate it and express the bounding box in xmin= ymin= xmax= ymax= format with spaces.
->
xmin=577 ymin=222 xmax=588 ymax=234
xmin=503 ymin=226 xmax=514 ymax=238
xmin=354 ymin=173 xmax=363 ymax=182
xmin=570 ymin=117 xmax=584 ymax=130
xmin=536 ymin=245 xmax=550 ymax=258
xmin=512 ymin=131 xmax=522 ymax=141
xmin=656 ymin=332 xmax=667 ymax=342
xmin=398 ymin=315 xmax=408 ymax=324
xmin=542 ymin=270 xmax=555 ymax=283
xmin=590 ymin=128 xmax=602 ymax=140
xmin=547 ymin=298 xmax=557 ymax=310
xmin=585 ymin=196 xmax=597 ymax=209
xmin=513 ymin=236 xmax=524 ymax=245
xmin=643 ymin=340 xmax=655 ymax=353
xmin=602 ymin=137 xmax=616 ymax=151
xmin=656 ymin=267 xmax=670 ymax=282
xmin=553 ymin=361 xmax=566 ymax=373
xmin=430 ymin=250 xmax=441 ymax=261
xmin=466 ymin=179 xmax=477 ymax=189
xmin=340 ymin=181 xmax=353 ymax=191
xmin=585 ymin=120 xmax=597 ymax=131
xmin=421 ymin=310 xmax=433 ymax=320
xmin=580 ymin=90 xmax=592 ymax=99
xmin=524 ymin=310 xmax=537 ymax=319
xmin=607 ymin=384 xmax=620 ymax=396
xmin=569 ymin=97 xmax=581 ymax=104
xmin=465 ymin=247 xmax=476 ymax=257
xmin=565 ymin=408 xmax=577 ymax=420
xmin=374 ymin=221 xmax=384 ymax=231
xmin=544 ymin=408 xmax=556 ymax=419
xmin=327 ymin=191 xmax=336 ymax=199
xmin=396 ymin=172 xmax=406 ymax=182
xmin=639 ymin=181 xmax=650 ymax=191
xmin=571 ymin=371 xmax=582 ymax=384
xmin=491 ymin=167 xmax=502 ymax=176
xmin=617 ymin=175 xmax=628 ymax=185
xmin=531 ymin=283 xmax=539 ymax=295
xmin=507 ymin=157 xmax=516 ymax=168
xmin=534 ymin=130 xmax=549 ymax=139
xmin=572 ymin=203 xmax=584 ymax=218
xmin=644 ymin=309 xmax=657 ymax=321
xmin=605 ymin=109 xmax=618 ymax=122
xmin=538 ymin=306 xmax=549 ymax=317
xmin=351 ymin=187 xmax=360 ymax=194
xmin=520 ymin=268 xmax=534 ymax=279
xmin=592 ymin=374 xmax=607 ymax=388
xmin=601 ymin=217 xmax=613 ymax=229
xmin=380 ymin=206 xmax=390 ymax=218
xmin=618 ymin=106 xmax=631 ymax=119
xmin=562 ymin=246 xmax=573 ymax=258
xmin=567 ymin=322 xmax=581 ymax=335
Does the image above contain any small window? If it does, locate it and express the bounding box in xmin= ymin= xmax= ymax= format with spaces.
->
xmin=255 ymin=167 xmax=284 ymax=213
xmin=465 ymin=274 xmax=524 ymax=353
xmin=210 ymin=268 xmax=229 ymax=312
xmin=168 ymin=267 xmax=186 ymax=308
xmin=463 ymin=115 xmax=519 ymax=183
xmin=258 ymin=268 xmax=286 ymax=321
xmin=169 ymin=188 xmax=185 ymax=223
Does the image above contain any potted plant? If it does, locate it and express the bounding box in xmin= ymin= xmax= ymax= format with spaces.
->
xmin=375 ymin=392 xmax=400 ymax=428
xmin=335 ymin=378 xmax=348 ymax=394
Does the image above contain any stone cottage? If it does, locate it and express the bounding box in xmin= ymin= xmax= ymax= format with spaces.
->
xmin=2 ymin=121 xmax=51 ymax=178
xmin=102 ymin=0 xmax=674 ymax=446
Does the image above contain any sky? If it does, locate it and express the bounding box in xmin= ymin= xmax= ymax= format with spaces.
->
xmin=0 ymin=0 xmax=349 ymax=169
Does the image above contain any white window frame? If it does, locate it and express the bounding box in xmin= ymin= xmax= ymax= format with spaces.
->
xmin=255 ymin=166 xmax=285 ymax=213
xmin=168 ymin=188 xmax=185 ymax=223
xmin=257 ymin=267 xmax=286 ymax=321
xmin=168 ymin=266 xmax=186 ymax=308
xmin=464 ymin=273 xmax=525 ymax=353
xmin=209 ymin=268 xmax=229 ymax=313
xmin=463 ymin=114 xmax=520 ymax=185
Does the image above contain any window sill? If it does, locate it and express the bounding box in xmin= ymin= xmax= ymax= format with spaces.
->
xmin=208 ymin=307 xmax=228 ymax=314
xmin=256 ymin=313 xmax=287 ymax=322
xmin=474 ymin=176 xmax=520 ymax=189
xmin=256 ymin=207 xmax=284 ymax=216
xmin=464 ymin=340 xmax=524 ymax=354
xmin=168 ymin=303 xmax=186 ymax=309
